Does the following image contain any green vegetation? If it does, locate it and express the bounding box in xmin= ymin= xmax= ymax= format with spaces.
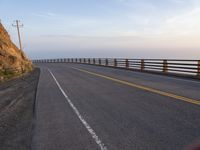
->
xmin=0 ymin=67 xmax=33 ymax=81
xmin=0 ymin=70 xmax=19 ymax=81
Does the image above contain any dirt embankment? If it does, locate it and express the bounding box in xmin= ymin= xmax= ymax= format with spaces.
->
xmin=0 ymin=22 xmax=32 ymax=81
xmin=0 ymin=68 xmax=40 ymax=150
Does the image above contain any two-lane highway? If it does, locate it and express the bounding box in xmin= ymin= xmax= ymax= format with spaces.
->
xmin=32 ymin=63 xmax=200 ymax=150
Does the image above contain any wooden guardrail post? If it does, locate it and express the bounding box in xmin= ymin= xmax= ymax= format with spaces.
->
xmin=83 ymin=58 xmax=86 ymax=63
xmin=141 ymin=59 xmax=145 ymax=71
xmin=88 ymin=58 xmax=91 ymax=64
xmin=105 ymin=59 xmax=108 ymax=66
xmin=163 ymin=60 xmax=168 ymax=73
xmin=114 ymin=59 xmax=117 ymax=67
xmin=198 ymin=60 xmax=200 ymax=76
xmin=93 ymin=58 xmax=96 ymax=64
xmin=75 ymin=58 xmax=77 ymax=63
xmin=99 ymin=59 xmax=101 ymax=65
xmin=126 ymin=59 xmax=129 ymax=68
xmin=79 ymin=58 xmax=81 ymax=63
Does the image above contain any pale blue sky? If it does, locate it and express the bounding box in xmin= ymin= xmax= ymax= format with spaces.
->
xmin=0 ymin=0 xmax=200 ymax=59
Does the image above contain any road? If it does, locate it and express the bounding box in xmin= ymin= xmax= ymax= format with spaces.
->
xmin=32 ymin=63 xmax=200 ymax=150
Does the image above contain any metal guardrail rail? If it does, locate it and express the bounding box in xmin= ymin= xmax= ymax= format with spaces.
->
xmin=33 ymin=58 xmax=200 ymax=78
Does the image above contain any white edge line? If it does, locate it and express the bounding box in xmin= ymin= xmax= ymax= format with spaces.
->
xmin=48 ymin=69 xmax=108 ymax=150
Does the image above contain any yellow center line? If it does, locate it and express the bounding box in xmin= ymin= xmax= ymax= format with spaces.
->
xmin=72 ymin=67 xmax=200 ymax=106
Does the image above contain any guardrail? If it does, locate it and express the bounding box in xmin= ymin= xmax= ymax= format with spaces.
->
xmin=32 ymin=58 xmax=200 ymax=78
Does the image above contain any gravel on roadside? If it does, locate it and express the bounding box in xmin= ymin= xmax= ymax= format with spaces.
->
xmin=0 ymin=68 xmax=40 ymax=150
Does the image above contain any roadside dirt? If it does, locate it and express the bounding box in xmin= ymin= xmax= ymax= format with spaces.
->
xmin=0 ymin=68 xmax=40 ymax=150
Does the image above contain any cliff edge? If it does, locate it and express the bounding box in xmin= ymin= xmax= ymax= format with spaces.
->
xmin=0 ymin=23 xmax=32 ymax=81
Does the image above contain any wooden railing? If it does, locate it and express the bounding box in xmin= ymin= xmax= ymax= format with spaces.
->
xmin=32 ymin=58 xmax=200 ymax=78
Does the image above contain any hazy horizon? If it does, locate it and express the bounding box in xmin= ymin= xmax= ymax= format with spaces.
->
xmin=1 ymin=0 xmax=200 ymax=59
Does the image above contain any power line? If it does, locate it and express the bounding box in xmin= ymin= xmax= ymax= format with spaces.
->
xmin=12 ymin=20 xmax=23 ymax=50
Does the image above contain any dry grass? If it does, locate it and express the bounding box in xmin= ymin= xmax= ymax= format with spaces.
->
xmin=0 ymin=23 xmax=33 ymax=82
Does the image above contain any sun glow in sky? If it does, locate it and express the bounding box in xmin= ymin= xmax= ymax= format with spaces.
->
xmin=0 ymin=0 xmax=200 ymax=59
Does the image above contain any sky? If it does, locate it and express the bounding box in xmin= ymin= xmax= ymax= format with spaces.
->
xmin=0 ymin=0 xmax=200 ymax=59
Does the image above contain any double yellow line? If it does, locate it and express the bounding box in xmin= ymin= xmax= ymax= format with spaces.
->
xmin=72 ymin=67 xmax=200 ymax=106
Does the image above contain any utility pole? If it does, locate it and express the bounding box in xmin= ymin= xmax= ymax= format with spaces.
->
xmin=12 ymin=20 xmax=23 ymax=50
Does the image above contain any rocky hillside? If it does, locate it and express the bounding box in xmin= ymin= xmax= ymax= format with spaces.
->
xmin=0 ymin=23 xmax=32 ymax=81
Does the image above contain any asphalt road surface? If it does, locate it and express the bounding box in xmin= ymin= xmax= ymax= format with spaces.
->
xmin=32 ymin=63 xmax=200 ymax=150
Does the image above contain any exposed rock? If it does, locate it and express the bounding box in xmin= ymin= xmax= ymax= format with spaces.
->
xmin=0 ymin=23 xmax=32 ymax=81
